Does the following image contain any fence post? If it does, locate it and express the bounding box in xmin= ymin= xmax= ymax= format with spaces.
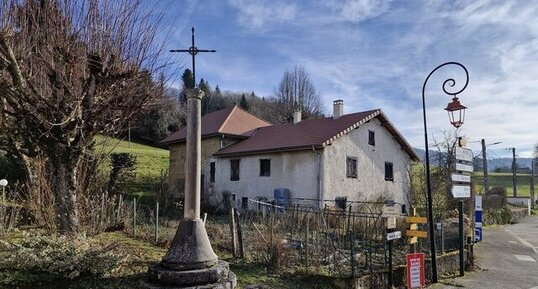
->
xmin=133 ymin=197 xmax=137 ymax=237
xmin=235 ymin=209 xmax=244 ymax=259
xmin=305 ymin=219 xmax=309 ymax=271
xmin=229 ymin=207 xmax=237 ymax=257
xmin=155 ymin=201 xmax=159 ymax=243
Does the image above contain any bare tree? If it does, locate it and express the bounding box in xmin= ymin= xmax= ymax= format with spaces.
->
xmin=274 ymin=65 xmax=324 ymax=122
xmin=0 ymin=0 xmax=166 ymax=234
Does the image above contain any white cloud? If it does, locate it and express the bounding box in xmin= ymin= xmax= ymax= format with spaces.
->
xmin=228 ymin=0 xmax=297 ymax=30
xmin=322 ymin=0 xmax=393 ymax=22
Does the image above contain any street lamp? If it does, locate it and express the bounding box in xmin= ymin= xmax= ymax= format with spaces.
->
xmin=422 ymin=62 xmax=469 ymax=283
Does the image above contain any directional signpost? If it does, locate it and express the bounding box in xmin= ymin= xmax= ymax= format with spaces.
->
xmin=383 ymin=203 xmax=403 ymax=288
xmin=453 ymin=144 xmax=473 ymax=277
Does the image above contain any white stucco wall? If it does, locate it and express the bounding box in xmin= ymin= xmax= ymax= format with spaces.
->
xmin=211 ymin=150 xmax=319 ymax=205
xmin=322 ymin=118 xmax=412 ymax=206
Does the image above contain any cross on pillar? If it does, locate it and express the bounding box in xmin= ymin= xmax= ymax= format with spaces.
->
xmin=170 ymin=27 xmax=216 ymax=86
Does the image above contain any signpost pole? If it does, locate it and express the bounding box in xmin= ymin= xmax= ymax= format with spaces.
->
xmin=388 ymin=228 xmax=394 ymax=288
xmin=459 ymin=199 xmax=465 ymax=276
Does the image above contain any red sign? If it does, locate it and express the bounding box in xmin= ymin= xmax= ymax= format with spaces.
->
xmin=406 ymin=253 xmax=425 ymax=288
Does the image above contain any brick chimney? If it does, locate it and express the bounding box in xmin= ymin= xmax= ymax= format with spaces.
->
xmin=333 ymin=99 xmax=344 ymax=119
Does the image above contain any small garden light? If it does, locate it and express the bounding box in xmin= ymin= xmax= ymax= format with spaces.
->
xmin=0 ymin=179 xmax=7 ymax=203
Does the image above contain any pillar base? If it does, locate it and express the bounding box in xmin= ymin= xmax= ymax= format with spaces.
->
xmin=161 ymin=219 xmax=218 ymax=270
xmin=146 ymin=260 xmax=236 ymax=288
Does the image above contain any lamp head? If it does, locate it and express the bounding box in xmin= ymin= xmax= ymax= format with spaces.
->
xmin=445 ymin=96 xmax=467 ymax=128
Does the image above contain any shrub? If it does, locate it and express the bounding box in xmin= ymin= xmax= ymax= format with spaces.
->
xmin=0 ymin=232 xmax=128 ymax=286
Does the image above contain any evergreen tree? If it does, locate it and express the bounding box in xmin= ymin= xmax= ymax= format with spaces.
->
xmin=180 ymin=69 xmax=195 ymax=103
xmin=239 ymin=93 xmax=250 ymax=111
xmin=199 ymin=78 xmax=211 ymax=115
xmin=181 ymin=69 xmax=195 ymax=89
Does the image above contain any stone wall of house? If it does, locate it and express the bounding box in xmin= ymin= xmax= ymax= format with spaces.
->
xmin=322 ymin=118 xmax=412 ymax=206
xmin=212 ymin=150 xmax=319 ymax=206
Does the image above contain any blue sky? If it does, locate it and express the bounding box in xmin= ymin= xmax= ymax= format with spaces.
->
xmin=153 ymin=0 xmax=537 ymax=159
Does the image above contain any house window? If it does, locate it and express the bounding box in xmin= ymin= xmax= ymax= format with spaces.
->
xmin=209 ymin=162 xmax=215 ymax=183
xmin=230 ymin=159 xmax=240 ymax=181
xmin=346 ymin=157 xmax=357 ymax=178
xmin=385 ymin=162 xmax=394 ymax=181
xmin=368 ymin=130 xmax=375 ymax=146
xmin=259 ymin=159 xmax=271 ymax=177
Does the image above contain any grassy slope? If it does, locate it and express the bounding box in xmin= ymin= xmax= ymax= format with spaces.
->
xmin=94 ymin=135 xmax=169 ymax=196
xmin=472 ymin=172 xmax=534 ymax=196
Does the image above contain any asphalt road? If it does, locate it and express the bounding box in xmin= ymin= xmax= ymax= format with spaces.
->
xmin=430 ymin=216 xmax=538 ymax=289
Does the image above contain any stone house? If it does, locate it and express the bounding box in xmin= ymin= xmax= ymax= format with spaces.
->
xmin=163 ymin=100 xmax=419 ymax=209
xmin=160 ymin=106 xmax=271 ymax=196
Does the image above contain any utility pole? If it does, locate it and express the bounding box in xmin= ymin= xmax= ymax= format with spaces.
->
xmin=511 ymin=148 xmax=517 ymax=197
xmin=481 ymin=139 xmax=489 ymax=194
xmin=531 ymin=160 xmax=535 ymax=206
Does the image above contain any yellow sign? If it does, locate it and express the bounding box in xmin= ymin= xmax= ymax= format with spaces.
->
xmin=409 ymin=236 xmax=418 ymax=244
xmin=406 ymin=216 xmax=428 ymax=224
xmin=406 ymin=230 xmax=428 ymax=238
xmin=409 ymin=223 xmax=418 ymax=231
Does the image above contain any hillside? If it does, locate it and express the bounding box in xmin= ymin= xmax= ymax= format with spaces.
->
xmin=472 ymin=172 xmax=534 ymax=197
xmin=94 ymin=135 xmax=169 ymax=196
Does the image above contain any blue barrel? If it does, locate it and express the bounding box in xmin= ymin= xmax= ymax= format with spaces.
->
xmin=274 ymin=188 xmax=291 ymax=208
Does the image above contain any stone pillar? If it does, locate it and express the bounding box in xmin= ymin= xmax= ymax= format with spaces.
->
xmin=184 ymin=88 xmax=202 ymax=220
xmin=147 ymin=88 xmax=236 ymax=289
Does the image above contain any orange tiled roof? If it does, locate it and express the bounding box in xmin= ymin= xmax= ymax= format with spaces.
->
xmin=160 ymin=106 xmax=271 ymax=144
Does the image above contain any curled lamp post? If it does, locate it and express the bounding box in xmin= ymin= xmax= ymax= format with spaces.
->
xmin=422 ymin=62 xmax=469 ymax=283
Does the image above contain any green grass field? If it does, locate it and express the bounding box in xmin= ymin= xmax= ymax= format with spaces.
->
xmin=94 ymin=135 xmax=169 ymax=196
xmin=472 ymin=172 xmax=535 ymax=197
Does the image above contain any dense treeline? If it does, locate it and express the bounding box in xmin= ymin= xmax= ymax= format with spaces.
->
xmin=132 ymin=66 xmax=326 ymax=144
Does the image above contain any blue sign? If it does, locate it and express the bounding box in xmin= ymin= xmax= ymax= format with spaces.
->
xmin=475 ymin=196 xmax=483 ymax=242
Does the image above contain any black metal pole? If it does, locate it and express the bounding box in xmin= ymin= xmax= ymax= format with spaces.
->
xmin=459 ymin=200 xmax=465 ymax=276
xmin=421 ymin=62 xmax=469 ymax=284
xmin=191 ymin=27 xmax=196 ymax=85
xmin=388 ymin=238 xmax=393 ymax=288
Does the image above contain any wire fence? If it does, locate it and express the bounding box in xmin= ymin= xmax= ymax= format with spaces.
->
xmin=118 ymin=196 xmax=464 ymax=279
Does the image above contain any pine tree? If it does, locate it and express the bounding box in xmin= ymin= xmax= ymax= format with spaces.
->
xmin=239 ymin=93 xmax=249 ymax=111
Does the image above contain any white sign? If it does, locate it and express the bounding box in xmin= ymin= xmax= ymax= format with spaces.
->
xmin=387 ymin=231 xmax=402 ymax=241
xmin=451 ymin=173 xmax=471 ymax=183
xmin=452 ymin=185 xmax=471 ymax=198
xmin=455 ymin=147 xmax=473 ymax=162
xmin=475 ymin=195 xmax=482 ymax=211
xmin=382 ymin=205 xmax=401 ymax=217
xmin=387 ymin=217 xmax=396 ymax=229
xmin=455 ymin=163 xmax=473 ymax=173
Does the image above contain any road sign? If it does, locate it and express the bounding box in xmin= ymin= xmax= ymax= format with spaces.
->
xmin=406 ymin=216 xmax=428 ymax=224
xmin=451 ymin=173 xmax=471 ymax=183
xmin=382 ymin=205 xmax=400 ymax=217
xmin=455 ymin=147 xmax=473 ymax=162
xmin=475 ymin=196 xmax=483 ymax=242
xmin=407 ymin=253 xmax=425 ymax=289
xmin=387 ymin=217 xmax=396 ymax=229
xmin=452 ymin=185 xmax=471 ymax=198
xmin=387 ymin=231 xmax=402 ymax=241
xmin=406 ymin=230 xmax=428 ymax=238
xmin=455 ymin=162 xmax=473 ymax=172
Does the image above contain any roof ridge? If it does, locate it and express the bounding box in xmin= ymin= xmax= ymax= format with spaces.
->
xmin=217 ymin=105 xmax=238 ymax=133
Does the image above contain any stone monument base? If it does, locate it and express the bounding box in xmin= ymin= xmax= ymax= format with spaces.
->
xmin=146 ymin=260 xmax=236 ymax=289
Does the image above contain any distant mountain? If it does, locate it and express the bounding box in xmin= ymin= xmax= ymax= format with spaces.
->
xmin=413 ymin=148 xmax=534 ymax=172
